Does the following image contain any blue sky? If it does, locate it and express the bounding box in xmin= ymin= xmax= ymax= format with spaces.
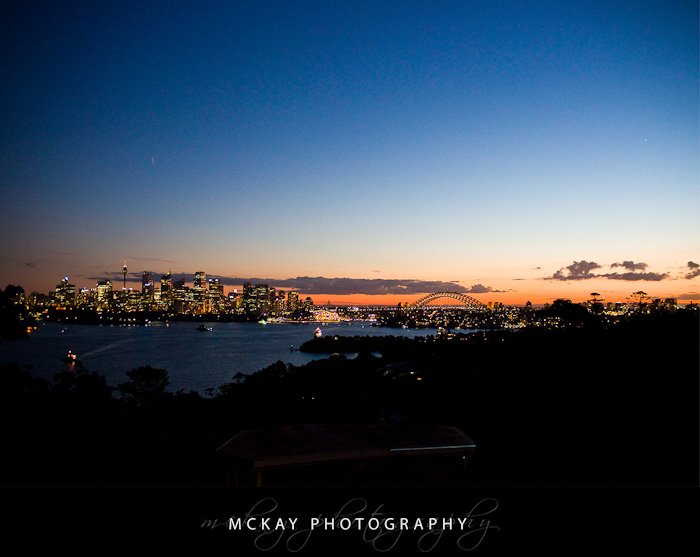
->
xmin=1 ymin=0 xmax=697 ymax=301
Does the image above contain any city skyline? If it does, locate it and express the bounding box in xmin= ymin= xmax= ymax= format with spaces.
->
xmin=1 ymin=1 xmax=698 ymax=306
xmin=20 ymin=257 xmax=700 ymax=306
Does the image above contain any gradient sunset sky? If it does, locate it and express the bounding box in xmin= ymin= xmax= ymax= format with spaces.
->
xmin=1 ymin=1 xmax=698 ymax=305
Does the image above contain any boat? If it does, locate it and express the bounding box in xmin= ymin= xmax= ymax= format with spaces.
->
xmin=196 ymin=325 xmax=213 ymax=332
xmin=62 ymin=350 xmax=80 ymax=368
xmin=314 ymin=327 xmax=322 ymax=338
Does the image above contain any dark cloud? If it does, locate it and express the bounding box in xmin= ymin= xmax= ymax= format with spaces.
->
xmin=512 ymin=278 xmax=526 ymax=281
xmin=25 ymin=262 xmax=38 ymax=269
xmin=602 ymin=271 xmax=668 ymax=281
xmin=89 ymin=271 xmax=161 ymax=283
xmin=611 ymin=261 xmax=647 ymax=271
xmin=677 ymin=293 xmax=700 ymax=300
xmin=685 ymin=261 xmax=700 ymax=279
xmin=464 ymin=283 xmax=505 ymax=294
xmin=548 ymin=260 xmax=601 ymax=281
xmin=271 ymin=277 xmax=474 ymax=295
xmin=129 ymin=256 xmax=178 ymax=264
xmin=85 ymin=273 xmax=477 ymax=295
xmin=547 ymin=260 xmax=670 ymax=282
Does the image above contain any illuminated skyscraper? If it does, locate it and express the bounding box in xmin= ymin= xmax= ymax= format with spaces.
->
xmin=207 ymin=277 xmax=223 ymax=313
xmin=193 ymin=271 xmax=207 ymax=312
xmin=287 ymin=290 xmax=299 ymax=312
xmin=273 ymin=289 xmax=286 ymax=313
xmin=76 ymin=287 xmax=91 ymax=308
xmin=172 ymin=278 xmax=189 ymax=313
xmin=227 ymin=289 xmax=242 ymax=311
xmin=160 ymin=271 xmax=172 ymax=301
xmin=53 ymin=276 xmax=76 ymax=307
xmin=96 ymin=280 xmax=113 ymax=309
xmin=142 ymin=271 xmax=154 ymax=300
xmin=242 ymin=282 xmax=255 ymax=314
xmin=122 ymin=261 xmax=128 ymax=290
xmin=242 ymin=282 xmax=271 ymax=314
xmin=254 ymin=284 xmax=271 ymax=314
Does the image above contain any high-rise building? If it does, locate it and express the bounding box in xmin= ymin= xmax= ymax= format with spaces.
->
xmin=53 ymin=276 xmax=76 ymax=307
xmin=160 ymin=271 xmax=172 ymax=302
xmin=125 ymin=289 xmax=141 ymax=310
xmin=96 ymin=280 xmax=113 ymax=309
xmin=194 ymin=271 xmax=207 ymax=289
xmin=172 ymin=278 xmax=190 ymax=313
xmin=287 ymin=290 xmax=299 ymax=312
xmin=242 ymin=282 xmax=255 ymax=314
xmin=273 ymin=289 xmax=286 ymax=313
xmin=227 ymin=289 xmax=242 ymax=312
xmin=193 ymin=271 xmax=207 ymax=312
xmin=142 ymin=272 xmax=154 ymax=301
xmin=254 ymin=283 xmax=271 ymax=314
xmin=76 ymin=287 xmax=91 ymax=308
xmin=207 ymin=277 xmax=223 ymax=313
xmin=242 ymin=282 xmax=272 ymax=314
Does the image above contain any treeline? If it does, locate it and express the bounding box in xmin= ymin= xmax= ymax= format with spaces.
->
xmin=261 ymin=309 xmax=700 ymax=486
xmin=0 ymin=309 xmax=697 ymax=487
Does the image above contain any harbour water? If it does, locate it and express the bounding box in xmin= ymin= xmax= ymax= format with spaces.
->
xmin=0 ymin=321 xmax=440 ymax=393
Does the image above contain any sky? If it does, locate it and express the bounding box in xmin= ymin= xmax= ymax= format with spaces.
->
xmin=0 ymin=0 xmax=698 ymax=305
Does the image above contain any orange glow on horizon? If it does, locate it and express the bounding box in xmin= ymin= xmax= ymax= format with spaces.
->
xmin=210 ymin=283 xmax=690 ymax=307
xmin=301 ymin=288 xmax=690 ymax=307
xmin=304 ymin=292 xmax=566 ymax=307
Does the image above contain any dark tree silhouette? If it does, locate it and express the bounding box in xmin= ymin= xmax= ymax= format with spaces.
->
xmin=118 ymin=366 xmax=170 ymax=405
xmin=629 ymin=290 xmax=649 ymax=310
xmin=0 ymin=285 xmax=30 ymax=340
xmin=588 ymin=292 xmax=605 ymax=314
xmin=53 ymin=367 xmax=113 ymax=404
xmin=536 ymin=298 xmax=592 ymax=327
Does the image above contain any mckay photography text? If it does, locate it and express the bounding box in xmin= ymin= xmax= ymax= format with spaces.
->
xmin=201 ymin=497 xmax=500 ymax=552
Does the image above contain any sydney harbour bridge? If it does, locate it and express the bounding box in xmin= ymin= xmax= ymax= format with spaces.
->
xmin=405 ymin=291 xmax=485 ymax=309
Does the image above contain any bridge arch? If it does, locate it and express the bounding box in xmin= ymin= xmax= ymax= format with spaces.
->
xmin=406 ymin=291 xmax=485 ymax=309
